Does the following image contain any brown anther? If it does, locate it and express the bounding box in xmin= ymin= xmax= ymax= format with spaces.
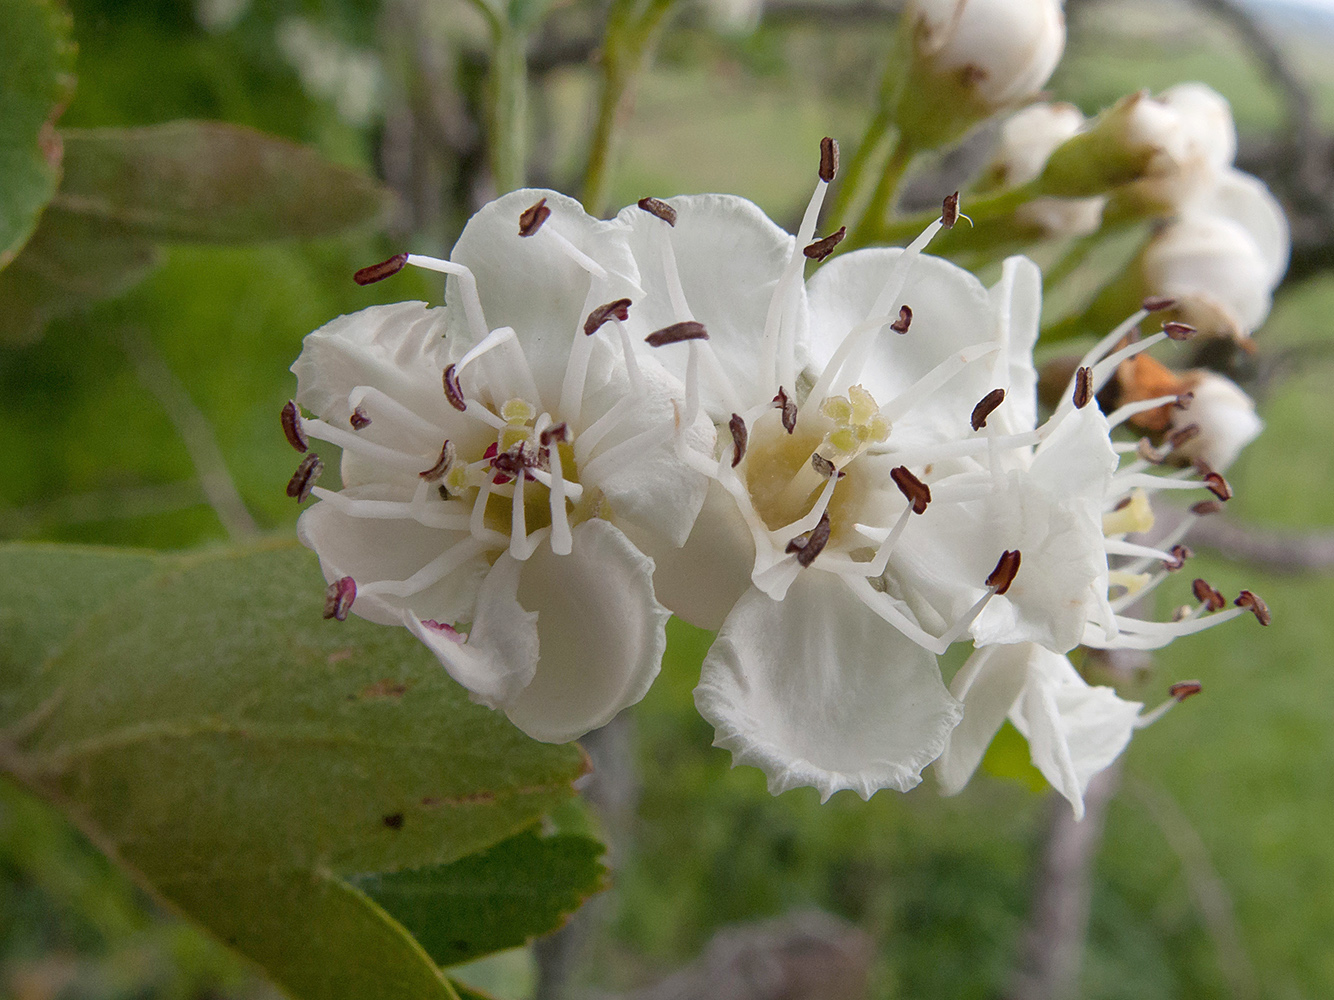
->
xmin=1174 ymin=391 xmax=1195 ymax=409
xmin=1191 ymin=578 xmax=1226 ymax=611
xmin=354 ymin=252 xmax=409 ymax=286
xmin=1168 ymin=423 xmax=1200 ymax=448
xmin=540 ymin=422 xmax=569 ymax=446
xmin=1169 ymin=680 xmax=1203 ymax=701
xmin=728 ymin=413 xmax=748 ymax=467
xmin=773 ymin=387 xmax=797 ymax=433
xmin=349 ymin=406 xmax=371 ymax=430
xmin=637 ymin=197 xmax=677 ymax=226
xmin=419 ymin=440 xmax=456 ymax=481
xmin=1137 ymin=438 xmax=1167 ymax=464
xmin=442 ymin=364 xmax=466 ymax=411
xmin=986 ymin=550 xmax=1022 ymax=595
xmin=287 ymin=453 xmax=323 ymax=503
xmin=584 ymin=298 xmax=632 ymax=336
xmin=786 ymin=511 xmax=832 ymax=568
xmin=1202 ymin=470 xmax=1232 ymax=501
xmin=1163 ymin=544 xmax=1192 ymax=571
xmin=1235 ymin=590 xmax=1271 ymax=626
xmin=1072 ymin=366 xmax=1094 ymax=408
xmin=645 ymin=321 xmax=708 ymax=347
xmin=518 ymin=197 xmax=551 ymax=237
xmin=811 ymin=453 xmax=842 ymax=479
xmin=942 ymin=191 xmax=961 ymax=229
xmin=890 ymin=305 xmax=913 ymax=334
xmin=438 ymin=484 xmax=452 ymax=500
xmin=323 ymin=576 xmax=356 ymax=621
xmin=819 ymin=137 xmax=839 ymax=183
xmin=890 ymin=466 xmax=931 ymax=515
xmin=1191 ymin=499 xmax=1224 ymax=516
xmin=1113 ymin=496 xmax=1132 ymax=511
xmin=1163 ymin=321 xmax=1196 ymax=341
xmin=281 ymin=400 xmax=308 ymax=453
xmin=1142 ymin=296 xmax=1177 ymax=312
xmin=491 ymin=444 xmax=534 ymax=477
xmin=803 ymin=226 xmax=846 ymax=262
xmin=971 ymin=388 xmax=1005 ymax=431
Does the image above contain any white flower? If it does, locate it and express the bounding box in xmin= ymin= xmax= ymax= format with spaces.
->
xmin=988 ymin=103 xmax=1106 ymax=238
xmin=288 ymin=190 xmax=713 ymax=742
xmin=1118 ymin=83 xmax=1236 ymax=211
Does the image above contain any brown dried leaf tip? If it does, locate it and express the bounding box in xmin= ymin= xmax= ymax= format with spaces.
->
xmin=890 ymin=305 xmax=913 ymax=334
xmin=1192 ymin=578 xmax=1227 ymax=611
xmin=942 ymin=191 xmax=961 ymax=229
xmin=518 ymin=197 xmax=551 ymax=237
xmin=1072 ymin=366 xmax=1094 ymax=409
xmin=442 ymin=363 xmax=467 ymax=411
xmin=637 ymin=197 xmax=677 ymax=226
xmin=419 ymin=439 xmax=456 ymax=481
xmin=971 ymin=388 xmax=1005 ymax=431
xmin=986 ymin=550 xmax=1022 ymax=595
xmin=786 ymin=511 xmax=832 ymax=567
xmin=281 ymin=400 xmax=308 ymax=453
xmin=324 ymin=576 xmax=356 ymax=621
xmin=819 ymin=137 xmax=839 ymax=183
xmin=890 ymin=466 xmax=931 ymax=515
xmin=1235 ymin=590 xmax=1271 ymax=626
xmin=804 ymin=226 xmax=846 ymax=263
xmin=645 ymin=321 xmax=708 ymax=347
xmin=287 ymin=453 xmax=324 ymax=503
xmin=584 ymin=298 xmax=632 ymax=336
xmin=349 ymin=406 xmax=371 ymax=430
xmin=773 ymin=387 xmax=797 ymax=433
xmin=728 ymin=414 xmax=748 ymax=467
xmin=354 ymin=252 xmax=409 ymax=286
xmin=1169 ymin=680 xmax=1203 ymax=702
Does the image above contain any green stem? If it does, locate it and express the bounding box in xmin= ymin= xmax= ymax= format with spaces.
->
xmin=872 ymin=182 xmax=1042 ymax=246
xmin=846 ymin=137 xmax=914 ymax=249
xmin=827 ymin=108 xmax=891 ymax=228
xmin=489 ymin=23 xmax=528 ymax=194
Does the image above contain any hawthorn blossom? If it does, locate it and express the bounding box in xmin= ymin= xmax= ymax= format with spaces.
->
xmin=285 ymin=190 xmax=712 ymax=742
xmin=985 ymin=103 xmax=1104 ymax=237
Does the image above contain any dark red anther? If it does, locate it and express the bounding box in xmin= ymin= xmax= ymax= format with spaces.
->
xmin=1192 ymin=578 xmax=1227 ymax=611
xmin=645 ymin=321 xmax=708 ymax=347
xmin=1235 ymin=590 xmax=1271 ymax=625
xmin=1163 ymin=544 xmax=1192 ymax=571
xmin=819 ymin=137 xmax=839 ymax=183
xmin=584 ymin=298 xmax=632 ymax=336
xmin=1072 ymin=366 xmax=1094 ymax=409
xmin=281 ymin=400 xmax=308 ymax=453
xmin=773 ymin=387 xmax=797 ymax=434
xmin=1168 ymin=423 xmax=1200 ymax=448
xmin=1169 ymin=680 xmax=1203 ymax=702
xmin=729 ymin=414 xmax=748 ymax=467
xmin=890 ymin=305 xmax=913 ymax=334
xmin=890 ymin=466 xmax=931 ymax=514
xmin=986 ymin=550 xmax=1022 ymax=595
xmin=354 ymin=253 xmax=409 ymax=286
xmin=540 ymin=422 xmax=569 ymax=446
xmin=419 ymin=440 xmax=456 ymax=481
xmin=804 ymin=226 xmax=847 ymax=262
xmin=1142 ymin=296 xmax=1177 ymax=312
xmin=323 ymin=576 xmax=356 ymax=621
xmin=1191 ymin=499 xmax=1224 ymax=516
xmin=1197 ymin=466 xmax=1232 ymax=501
xmin=971 ymin=388 xmax=1006 ymax=431
xmin=1163 ymin=321 xmax=1196 ymax=341
xmin=786 ymin=510 xmax=832 ymax=568
xmin=518 ymin=198 xmax=551 ymax=237
xmin=350 ymin=406 xmax=371 ymax=430
xmin=442 ymin=364 xmax=466 ymax=411
xmin=491 ymin=443 xmax=535 ymax=478
xmin=637 ymin=197 xmax=677 ymax=226
xmin=287 ymin=453 xmax=323 ymax=503
xmin=942 ymin=191 xmax=961 ymax=229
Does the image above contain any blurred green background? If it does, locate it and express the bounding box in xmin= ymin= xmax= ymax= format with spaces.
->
xmin=3 ymin=0 xmax=1333 ymax=998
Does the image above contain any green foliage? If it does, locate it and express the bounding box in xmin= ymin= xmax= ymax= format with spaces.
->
xmin=0 ymin=0 xmax=77 ymax=267
xmin=0 ymin=542 xmax=593 ymax=1000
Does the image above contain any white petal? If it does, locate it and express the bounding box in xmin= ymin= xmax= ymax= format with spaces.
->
xmin=502 ymin=519 xmax=670 ymax=743
xmin=935 ymin=644 xmax=1032 ymax=796
xmin=694 ymin=574 xmax=961 ymax=802
xmin=1199 ymin=168 xmax=1290 ymax=285
xmin=987 ymin=256 xmax=1043 ymax=437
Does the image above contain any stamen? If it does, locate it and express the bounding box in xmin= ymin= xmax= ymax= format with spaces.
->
xmin=405 ymin=254 xmax=488 ymax=344
xmin=349 ymin=406 xmax=371 ymax=430
xmin=1197 ymin=465 xmax=1232 ymax=501
xmin=1073 ymin=366 xmax=1094 ymax=408
xmin=971 ymin=388 xmax=1005 ymax=431
xmin=584 ymin=298 xmax=632 ymax=336
xmin=1105 ymin=539 xmax=1177 ymax=561
xmin=287 ymin=453 xmax=324 ymax=503
xmin=819 ymin=136 xmax=839 ymax=182
xmin=729 ymin=414 xmax=748 ymax=467
xmin=518 ymin=197 xmax=551 ymax=237
xmin=1192 ymin=499 xmax=1224 ymax=516
xmin=645 ymin=321 xmax=709 ymax=347
xmin=421 ymin=619 xmax=465 ymax=643
xmin=281 ymin=400 xmax=309 ymax=453
xmin=540 ymin=422 xmax=568 ymax=445
xmin=364 ymin=537 xmax=491 ymax=599
xmin=1235 ymin=590 xmax=1271 ymax=625
xmin=1107 ymin=394 xmax=1185 ymax=431
xmin=1163 ymin=321 xmax=1196 ymax=341
xmin=637 ymin=197 xmax=677 ymax=226
xmin=942 ymin=191 xmax=961 ymax=229
xmin=890 ymin=306 xmax=912 ymax=334
xmin=354 ymin=253 xmax=409 ymax=286
xmin=1163 ymin=544 xmax=1192 ymax=571
xmin=443 ymin=364 xmax=467 ymax=411
xmin=878 ymin=342 xmax=1000 ymax=423
xmin=546 ymin=439 xmax=574 ymax=556
xmin=1137 ymin=438 xmax=1167 ymax=464
xmin=348 ymin=386 xmax=444 ymax=440
xmin=1192 ymin=578 xmax=1227 ymax=611
xmin=1168 ymin=423 xmax=1200 ymax=448
xmin=785 ymin=511 xmax=832 ymax=567
xmin=774 ymin=388 xmax=798 ymax=433
xmin=890 ymin=466 xmax=931 ymax=514
xmin=804 ymin=226 xmax=847 ymax=262
xmin=302 ymin=418 xmax=427 ymax=476
xmin=1143 ymin=296 xmax=1177 ymax=312
xmin=323 ymin=576 xmax=356 ymax=620
xmin=419 ymin=440 xmax=456 ymax=481
xmin=811 ymin=453 xmax=842 ymax=479
xmin=986 ymin=550 xmax=1022 ymax=595
xmin=309 ymin=488 xmax=471 ymax=531
xmin=1170 ymin=680 xmax=1204 ymax=701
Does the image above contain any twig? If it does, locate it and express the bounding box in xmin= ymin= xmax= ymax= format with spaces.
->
xmin=1150 ymin=506 xmax=1334 ymax=574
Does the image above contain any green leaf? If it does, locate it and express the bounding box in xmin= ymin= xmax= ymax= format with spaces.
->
xmin=0 ymin=0 xmax=76 ymax=268
xmin=55 ymin=122 xmax=394 ymax=243
xmin=0 ymin=541 xmax=590 ymax=1000
xmin=357 ymin=828 xmax=608 ymax=968
xmin=450 ymin=980 xmax=504 ymax=1000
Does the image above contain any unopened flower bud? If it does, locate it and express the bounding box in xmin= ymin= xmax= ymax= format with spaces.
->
xmin=983 ymin=103 xmax=1105 ymax=237
xmin=1168 ymin=371 xmax=1263 ymax=472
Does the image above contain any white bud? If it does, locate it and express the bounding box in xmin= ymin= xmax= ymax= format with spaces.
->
xmin=988 ymin=103 xmax=1105 ymax=236
xmin=1122 ymin=83 xmax=1236 ymax=210
xmin=1171 ymin=371 xmax=1262 ymax=472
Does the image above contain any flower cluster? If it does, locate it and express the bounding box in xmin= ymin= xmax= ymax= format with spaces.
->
xmin=284 ymin=140 xmax=1270 ymax=816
